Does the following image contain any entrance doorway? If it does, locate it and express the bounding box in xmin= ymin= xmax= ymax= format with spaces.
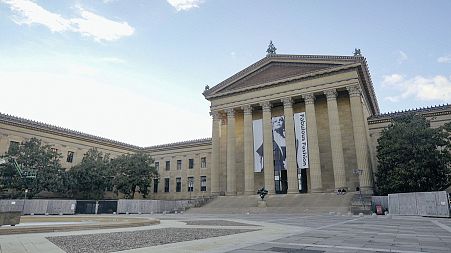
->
xmin=298 ymin=169 xmax=308 ymax=193
xmin=275 ymin=170 xmax=288 ymax=194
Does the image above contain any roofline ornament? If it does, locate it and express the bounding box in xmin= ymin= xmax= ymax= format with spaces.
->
xmin=266 ymin=40 xmax=277 ymax=55
xmin=353 ymin=48 xmax=362 ymax=56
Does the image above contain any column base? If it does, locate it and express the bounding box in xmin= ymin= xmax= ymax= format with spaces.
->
xmin=225 ymin=191 xmax=236 ymax=196
xmin=311 ymin=189 xmax=323 ymax=193
xmin=210 ymin=192 xmax=221 ymax=196
xmin=287 ymin=190 xmax=298 ymax=194
xmin=244 ymin=191 xmax=255 ymax=195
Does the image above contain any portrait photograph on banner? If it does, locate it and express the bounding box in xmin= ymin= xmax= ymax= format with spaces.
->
xmin=294 ymin=112 xmax=309 ymax=169
xmin=252 ymin=119 xmax=263 ymax=172
xmin=272 ymin=116 xmax=286 ymax=171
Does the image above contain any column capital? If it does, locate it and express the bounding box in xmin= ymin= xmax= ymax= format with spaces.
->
xmin=302 ymin=93 xmax=316 ymax=105
xmin=241 ymin=105 xmax=253 ymax=115
xmin=281 ymin=97 xmax=293 ymax=108
xmin=260 ymin=101 xmax=272 ymax=112
xmin=324 ymin=89 xmax=338 ymax=100
xmin=225 ymin=108 xmax=235 ymax=118
xmin=210 ymin=111 xmax=221 ymax=120
xmin=346 ymin=84 xmax=362 ymax=97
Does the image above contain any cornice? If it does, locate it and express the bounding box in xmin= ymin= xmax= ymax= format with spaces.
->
xmin=367 ymin=104 xmax=451 ymax=124
xmin=143 ymin=138 xmax=212 ymax=152
xmin=0 ymin=112 xmax=140 ymax=151
xmin=0 ymin=112 xmax=212 ymax=152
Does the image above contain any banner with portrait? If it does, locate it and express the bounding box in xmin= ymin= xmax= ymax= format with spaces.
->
xmin=271 ymin=116 xmax=287 ymax=171
xmin=294 ymin=112 xmax=309 ymax=169
xmin=252 ymin=119 xmax=263 ymax=172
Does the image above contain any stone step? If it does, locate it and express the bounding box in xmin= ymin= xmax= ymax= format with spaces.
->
xmin=188 ymin=192 xmax=356 ymax=214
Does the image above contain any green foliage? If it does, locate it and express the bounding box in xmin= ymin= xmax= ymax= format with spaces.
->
xmin=112 ymin=152 xmax=158 ymax=199
xmin=1 ymin=138 xmax=159 ymax=200
xmin=68 ymin=148 xmax=113 ymax=200
xmin=375 ymin=114 xmax=451 ymax=195
xmin=0 ymin=138 xmax=66 ymax=198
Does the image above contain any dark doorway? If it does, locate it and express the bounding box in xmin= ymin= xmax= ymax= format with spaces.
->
xmin=275 ymin=170 xmax=288 ymax=194
xmin=298 ymin=169 xmax=308 ymax=193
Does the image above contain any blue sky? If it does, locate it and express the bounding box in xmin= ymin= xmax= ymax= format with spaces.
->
xmin=0 ymin=0 xmax=450 ymax=146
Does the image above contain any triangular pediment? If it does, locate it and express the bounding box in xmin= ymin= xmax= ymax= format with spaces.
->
xmin=204 ymin=54 xmax=362 ymax=98
xmin=223 ymin=62 xmax=337 ymax=92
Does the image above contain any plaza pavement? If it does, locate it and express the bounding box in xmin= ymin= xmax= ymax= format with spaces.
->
xmin=1 ymin=213 xmax=451 ymax=253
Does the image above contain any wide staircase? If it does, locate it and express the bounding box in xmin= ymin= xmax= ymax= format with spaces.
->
xmin=187 ymin=192 xmax=356 ymax=214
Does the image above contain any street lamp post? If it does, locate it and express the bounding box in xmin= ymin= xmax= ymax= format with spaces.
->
xmin=22 ymin=189 xmax=28 ymax=215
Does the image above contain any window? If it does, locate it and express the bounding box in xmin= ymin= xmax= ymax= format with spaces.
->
xmin=201 ymin=176 xmax=207 ymax=192
xmin=188 ymin=177 xmax=194 ymax=192
xmin=8 ymin=141 xmax=19 ymax=154
xmin=177 ymin=160 xmax=182 ymax=170
xmin=176 ymin=177 xmax=181 ymax=192
xmin=66 ymin=151 xmax=74 ymax=163
xmin=153 ymin=179 xmax=159 ymax=193
xmin=201 ymin=157 xmax=207 ymax=168
xmin=188 ymin=159 xmax=194 ymax=169
xmin=165 ymin=161 xmax=170 ymax=171
xmin=164 ymin=178 xmax=170 ymax=192
xmin=155 ymin=162 xmax=159 ymax=170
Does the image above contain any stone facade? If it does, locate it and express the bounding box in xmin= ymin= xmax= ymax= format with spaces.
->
xmin=204 ymin=54 xmax=377 ymax=195
xmin=1 ymin=52 xmax=450 ymax=199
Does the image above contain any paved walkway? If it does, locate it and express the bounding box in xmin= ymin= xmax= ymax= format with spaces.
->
xmin=1 ymin=214 xmax=451 ymax=253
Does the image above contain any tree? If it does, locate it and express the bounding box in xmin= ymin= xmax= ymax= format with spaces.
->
xmin=68 ymin=148 xmax=113 ymax=199
xmin=112 ymin=152 xmax=158 ymax=199
xmin=0 ymin=138 xmax=66 ymax=198
xmin=375 ymin=114 xmax=451 ymax=195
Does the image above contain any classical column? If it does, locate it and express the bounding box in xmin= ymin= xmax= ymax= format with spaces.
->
xmin=242 ymin=105 xmax=255 ymax=195
xmin=282 ymin=98 xmax=298 ymax=194
xmin=210 ymin=111 xmax=221 ymax=195
xmin=324 ymin=89 xmax=347 ymax=190
xmin=225 ymin=108 xmax=236 ymax=195
xmin=347 ymin=85 xmax=373 ymax=193
xmin=260 ymin=101 xmax=275 ymax=194
xmin=302 ymin=93 xmax=323 ymax=192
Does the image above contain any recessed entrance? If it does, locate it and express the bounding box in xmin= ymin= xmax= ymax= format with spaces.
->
xmin=275 ymin=170 xmax=288 ymax=194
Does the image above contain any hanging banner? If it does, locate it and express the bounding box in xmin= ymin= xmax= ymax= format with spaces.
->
xmin=252 ymin=119 xmax=264 ymax=172
xmin=272 ymin=116 xmax=287 ymax=171
xmin=294 ymin=112 xmax=309 ymax=169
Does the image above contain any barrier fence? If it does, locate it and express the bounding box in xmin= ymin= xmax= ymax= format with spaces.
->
xmin=0 ymin=199 xmax=76 ymax=215
xmin=0 ymin=198 xmax=210 ymax=215
xmin=388 ymin=191 xmax=450 ymax=217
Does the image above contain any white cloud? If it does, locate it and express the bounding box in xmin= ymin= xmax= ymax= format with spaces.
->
xmin=2 ymin=0 xmax=71 ymax=32
xmin=383 ymin=73 xmax=451 ymax=102
xmin=397 ymin=50 xmax=408 ymax=64
xmin=437 ymin=55 xmax=451 ymax=64
xmin=382 ymin=74 xmax=404 ymax=85
xmin=70 ymin=8 xmax=134 ymax=42
xmin=167 ymin=0 xmax=203 ymax=11
xmin=1 ymin=0 xmax=134 ymax=42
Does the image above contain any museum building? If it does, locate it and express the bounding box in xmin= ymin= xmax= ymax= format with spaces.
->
xmin=1 ymin=49 xmax=450 ymax=199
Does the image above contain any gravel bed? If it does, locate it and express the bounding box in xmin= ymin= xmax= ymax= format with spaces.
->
xmin=183 ymin=220 xmax=259 ymax=226
xmin=47 ymin=227 xmax=257 ymax=253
